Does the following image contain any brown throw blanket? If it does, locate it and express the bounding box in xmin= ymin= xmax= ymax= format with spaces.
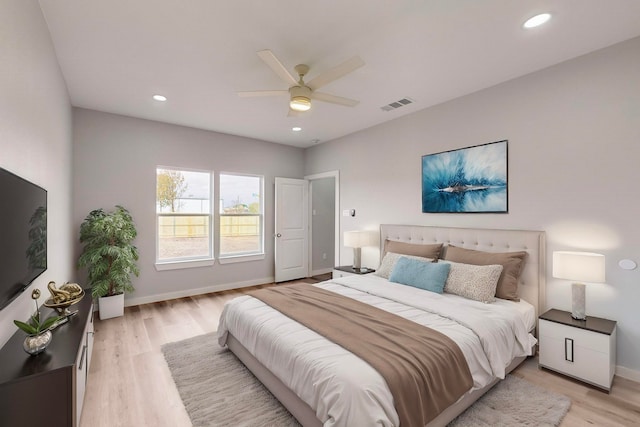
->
xmin=248 ymin=283 xmax=473 ymax=427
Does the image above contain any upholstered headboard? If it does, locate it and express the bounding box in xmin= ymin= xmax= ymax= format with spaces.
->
xmin=380 ymin=224 xmax=546 ymax=318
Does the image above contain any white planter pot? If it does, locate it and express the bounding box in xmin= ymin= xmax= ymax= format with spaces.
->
xmin=98 ymin=293 xmax=125 ymax=320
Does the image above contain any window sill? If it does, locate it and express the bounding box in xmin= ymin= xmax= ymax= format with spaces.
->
xmin=155 ymin=258 xmax=215 ymax=271
xmin=218 ymin=253 xmax=265 ymax=264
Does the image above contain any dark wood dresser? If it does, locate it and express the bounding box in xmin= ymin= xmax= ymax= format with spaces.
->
xmin=0 ymin=296 xmax=94 ymax=427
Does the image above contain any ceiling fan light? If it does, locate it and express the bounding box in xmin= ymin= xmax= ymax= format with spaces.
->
xmin=290 ymin=96 xmax=311 ymax=112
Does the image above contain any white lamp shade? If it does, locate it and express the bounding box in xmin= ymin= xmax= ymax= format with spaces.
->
xmin=552 ymin=251 xmax=605 ymax=283
xmin=343 ymin=231 xmax=376 ymax=248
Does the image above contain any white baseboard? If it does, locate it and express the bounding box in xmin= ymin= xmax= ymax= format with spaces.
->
xmin=311 ymin=268 xmax=333 ymax=277
xmin=616 ymin=365 xmax=640 ymax=383
xmin=123 ymin=276 xmax=274 ymax=307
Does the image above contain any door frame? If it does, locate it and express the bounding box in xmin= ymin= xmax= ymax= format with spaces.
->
xmin=304 ymin=170 xmax=340 ymax=275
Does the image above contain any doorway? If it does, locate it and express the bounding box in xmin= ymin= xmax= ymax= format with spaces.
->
xmin=305 ymin=171 xmax=339 ymax=278
xmin=274 ymin=172 xmax=339 ymax=282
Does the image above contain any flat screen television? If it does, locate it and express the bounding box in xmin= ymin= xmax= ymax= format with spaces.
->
xmin=0 ymin=167 xmax=47 ymax=311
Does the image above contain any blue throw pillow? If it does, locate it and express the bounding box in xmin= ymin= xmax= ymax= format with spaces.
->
xmin=388 ymin=257 xmax=451 ymax=293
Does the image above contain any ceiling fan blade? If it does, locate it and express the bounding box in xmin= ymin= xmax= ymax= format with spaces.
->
xmin=311 ymin=92 xmax=359 ymax=107
xmin=237 ymin=90 xmax=289 ymax=97
xmin=306 ymin=56 xmax=365 ymax=90
xmin=257 ymin=50 xmax=298 ymax=86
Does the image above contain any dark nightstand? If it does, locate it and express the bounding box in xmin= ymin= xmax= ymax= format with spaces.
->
xmin=332 ymin=266 xmax=376 ymax=278
xmin=538 ymin=308 xmax=616 ymax=391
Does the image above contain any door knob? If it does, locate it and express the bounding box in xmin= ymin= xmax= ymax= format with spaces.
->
xmin=276 ymin=233 xmax=282 ymax=238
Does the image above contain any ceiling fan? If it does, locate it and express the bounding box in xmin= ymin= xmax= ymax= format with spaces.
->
xmin=238 ymin=50 xmax=365 ymax=115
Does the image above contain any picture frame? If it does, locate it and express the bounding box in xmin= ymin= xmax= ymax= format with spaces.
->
xmin=421 ymin=140 xmax=508 ymax=213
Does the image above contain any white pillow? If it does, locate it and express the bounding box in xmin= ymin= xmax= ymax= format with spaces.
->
xmin=375 ymin=252 xmax=433 ymax=279
xmin=441 ymin=260 xmax=503 ymax=303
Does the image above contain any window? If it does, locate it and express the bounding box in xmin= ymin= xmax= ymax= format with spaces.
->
xmin=156 ymin=167 xmax=212 ymax=267
xmin=219 ymin=173 xmax=264 ymax=260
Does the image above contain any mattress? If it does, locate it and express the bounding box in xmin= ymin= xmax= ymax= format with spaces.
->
xmin=218 ymin=274 xmax=537 ymax=427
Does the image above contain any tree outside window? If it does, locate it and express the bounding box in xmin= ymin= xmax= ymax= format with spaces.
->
xmin=157 ymin=169 xmax=187 ymax=212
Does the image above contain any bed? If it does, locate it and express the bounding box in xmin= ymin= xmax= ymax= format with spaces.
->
xmin=218 ymin=225 xmax=546 ymax=427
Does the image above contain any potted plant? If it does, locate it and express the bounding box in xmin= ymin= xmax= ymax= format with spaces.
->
xmin=14 ymin=289 xmax=63 ymax=355
xmin=78 ymin=205 xmax=139 ymax=320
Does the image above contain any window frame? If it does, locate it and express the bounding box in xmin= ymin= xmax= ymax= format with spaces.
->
xmin=217 ymin=172 xmax=265 ymax=264
xmin=155 ymin=166 xmax=214 ymax=271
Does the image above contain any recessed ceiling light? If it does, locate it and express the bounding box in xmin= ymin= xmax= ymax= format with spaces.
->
xmin=523 ymin=13 xmax=551 ymax=29
xmin=292 ymin=127 xmax=302 ymax=132
xmin=153 ymin=94 xmax=167 ymax=102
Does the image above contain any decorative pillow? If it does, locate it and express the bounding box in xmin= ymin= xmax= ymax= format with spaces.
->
xmin=383 ymin=240 xmax=443 ymax=259
xmin=375 ymin=252 xmax=433 ymax=279
xmin=441 ymin=260 xmax=503 ymax=303
xmin=444 ymin=245 xmax=527 ymax=301
xmin=389 ymin=257 xmax=450 ymax=294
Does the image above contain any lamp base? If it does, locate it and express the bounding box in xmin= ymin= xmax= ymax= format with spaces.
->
xmin=571 ymin=283 xmax=586 ymax=320
xmin=352 ymin=247 xmax=362 ymax=270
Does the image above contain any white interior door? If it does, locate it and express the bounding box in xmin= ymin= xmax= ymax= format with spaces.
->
xmin=275 ymin=177 xmax=309 ymax=282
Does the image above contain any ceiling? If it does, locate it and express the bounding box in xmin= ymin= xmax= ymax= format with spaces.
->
xmin=38 ymin=0 xmax=640 ymax=148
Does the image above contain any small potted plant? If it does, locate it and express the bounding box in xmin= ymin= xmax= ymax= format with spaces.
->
xmin=77 ymin=205 xmax=139 ymax=320
xmin=14 ymin=289 xmax=63 ymax=355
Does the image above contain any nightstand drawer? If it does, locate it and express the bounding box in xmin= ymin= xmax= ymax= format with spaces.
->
xmin=332 ymin=269 xmax=350 ymax=278
xmin=539 ymin=333 xmax=611 ymax=388
xmin=539 ymin=319 xmax=609 ymax=351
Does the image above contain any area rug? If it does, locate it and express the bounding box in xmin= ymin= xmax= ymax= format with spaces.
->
xmin=162 ymin=332 xmax=571 ymax=427
xmin=448 ymin=374 xmax=571 ymax=427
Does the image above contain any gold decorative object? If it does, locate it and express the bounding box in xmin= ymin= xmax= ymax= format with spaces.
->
xmin=44 ymin=281 xmax=85 ymax=316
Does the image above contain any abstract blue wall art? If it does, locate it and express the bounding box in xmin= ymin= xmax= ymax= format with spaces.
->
xmin=422 ymin=140 xmax=508 ymax=213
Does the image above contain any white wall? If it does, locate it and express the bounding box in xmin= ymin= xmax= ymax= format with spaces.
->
xmin=72 ymin=108 xmax=304 ymax=304
xmin=0 ymin=0 xmax=73 ymax=348
xmin=305 ymin=37 xmax=640 ymax=377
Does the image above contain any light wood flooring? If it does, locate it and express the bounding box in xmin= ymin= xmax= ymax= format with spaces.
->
xmin=80 ymin=280 xmax=640 ymax=427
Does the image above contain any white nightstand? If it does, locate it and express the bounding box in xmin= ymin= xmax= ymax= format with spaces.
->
xmin=332 ymin=266 xmax=375 ymax=279
xmin=538 ymin=309 xmax=616 ymax=392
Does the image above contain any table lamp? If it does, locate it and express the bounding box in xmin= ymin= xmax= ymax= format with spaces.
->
xmin=344 ymin=231 xmax=376 ymax=271
xmin=552 ymin=251 xmax=605 ymax=320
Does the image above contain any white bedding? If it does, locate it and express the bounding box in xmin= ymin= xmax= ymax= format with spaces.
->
xmin=218 ymin=275 xmax=537 ymax=427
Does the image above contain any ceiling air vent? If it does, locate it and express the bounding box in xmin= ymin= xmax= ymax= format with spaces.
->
xmin=380 ymin=97 xmax=414 ymax=112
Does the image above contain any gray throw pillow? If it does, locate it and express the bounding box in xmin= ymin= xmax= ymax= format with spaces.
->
xmin=441 ymin=260 xmax=503 ymax=303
